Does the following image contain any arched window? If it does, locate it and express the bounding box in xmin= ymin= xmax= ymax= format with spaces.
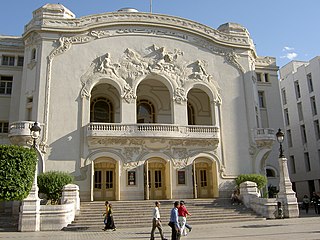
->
xmin=187 ymin=102 xmax=195 ymax=125
xmin=31 ymin=48 xmax=36 ymax=60
xmin=266 ymin=168 xmax=276 ymax=177
xmin=90 ymin=97 xmax=113 ymax=123
xmin=137 ymin=99 xmax=155 ymax=123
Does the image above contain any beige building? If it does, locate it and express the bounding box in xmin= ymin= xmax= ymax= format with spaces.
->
xmin=1 ymin=4 xmax=283 ymax=201
xmin=279 ymin=57 xmax=320 ymax=200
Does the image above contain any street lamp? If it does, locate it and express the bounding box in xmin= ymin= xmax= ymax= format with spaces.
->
xmin=276 ymin=128 xmax=284 ymax=158
xmin=30 ymin=122 xmax=41 ymax=148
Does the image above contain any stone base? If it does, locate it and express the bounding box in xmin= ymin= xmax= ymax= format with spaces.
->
xmin=18 ymin=198 xmax=40 ymax=232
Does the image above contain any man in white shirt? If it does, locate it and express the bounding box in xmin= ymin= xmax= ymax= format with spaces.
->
xmin=150 ymin=201 xmax=167 ymax=240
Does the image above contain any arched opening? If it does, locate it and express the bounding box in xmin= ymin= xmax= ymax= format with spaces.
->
xmin=187 ymin=88 xmax=212 ymax=125
xmin=193 ymin=157 xmax=218 ymax=198
xmin=93 ymin=157 xmax=118 ymax=201
xmin=144 ymin=158 xmax=168 ymax=200
xmin=90 ymin=83 xmax=120 ymax=123
xmin=136 ymin=79 xmax=172 ymax=124
xmin=90 ymin=97 xmax=113 ymax=122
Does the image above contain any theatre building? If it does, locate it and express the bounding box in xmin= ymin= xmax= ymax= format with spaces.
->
xmin=1 ymin=4 xmax=284 ymax=201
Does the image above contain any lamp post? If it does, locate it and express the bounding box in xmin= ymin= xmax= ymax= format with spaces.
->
xmin=275 ymin=128 xmax=299 ymax=218
xmin=30 ymin=122 xmax=41 ymax=148
xmin=276 ymin=128 xmax=284 ymax=158
xmin=18 ymin=121 xmax=41 ymax=231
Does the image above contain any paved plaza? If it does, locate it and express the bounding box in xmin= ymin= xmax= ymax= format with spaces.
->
xmin=1 ymin=213 xmax=319 ymax=240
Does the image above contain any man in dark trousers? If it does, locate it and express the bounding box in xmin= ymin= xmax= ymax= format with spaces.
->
xmin=150 ymin=201 xmax=167 ymax=240
xmin=169 ymin=201 xmax=181 ymax=240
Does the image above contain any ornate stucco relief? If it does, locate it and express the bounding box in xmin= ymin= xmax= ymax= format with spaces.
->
xmin=29 ymin=13 xmax=252 ymax=48
xmin=81 ymin=45 xmax=221 ymax=105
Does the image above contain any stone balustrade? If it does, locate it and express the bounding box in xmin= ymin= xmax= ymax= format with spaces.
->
xmin=87 ymin=123 xmax=220 ymax=139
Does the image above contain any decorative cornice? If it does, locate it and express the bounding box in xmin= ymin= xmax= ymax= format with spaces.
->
xmin=25 ymin=12 xmax=253 ymax=50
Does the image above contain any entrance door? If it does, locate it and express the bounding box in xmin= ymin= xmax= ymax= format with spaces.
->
xmin=94 ymin=161 xmax=115 ymax=200
xmin=146 ymin=161 xmax=166 ymax=199
xmin=195 ymin=162 xmax=211 ymax=198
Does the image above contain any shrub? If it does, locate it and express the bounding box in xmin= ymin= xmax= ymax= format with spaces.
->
xmin=0 ymin=145 xmax=37 ymax=201
xmin=235 ymin=174 xmax=267 ymax=190
xmin=37 ymin=171 xmax=74 ymax=204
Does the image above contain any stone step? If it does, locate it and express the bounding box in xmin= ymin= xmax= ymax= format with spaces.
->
xmin=63 ymin=198 xmax=264 ymax=231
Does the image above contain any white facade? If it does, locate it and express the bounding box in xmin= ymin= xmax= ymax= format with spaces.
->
xmin=1 ymin=4 xmax=284 ymax=201
xmin=279 ymin=57 xmax=320 ymax=200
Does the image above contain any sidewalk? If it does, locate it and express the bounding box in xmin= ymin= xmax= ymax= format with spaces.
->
xmin=0 ymin=214 xmax=319 ymax=240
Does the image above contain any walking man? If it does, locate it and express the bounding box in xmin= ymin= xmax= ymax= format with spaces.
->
xmin=169 ymin=201 xmax=181 ymax=240
xmin=150 ymin=201 xmax=167 ymax=240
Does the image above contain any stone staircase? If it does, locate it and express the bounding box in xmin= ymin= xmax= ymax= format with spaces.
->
xmin=64 ymin=198 xmax=264 ymax=231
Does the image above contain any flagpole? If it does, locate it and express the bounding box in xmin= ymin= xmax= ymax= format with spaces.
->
xmin=150 ymin=0 xmax=152 ymax=13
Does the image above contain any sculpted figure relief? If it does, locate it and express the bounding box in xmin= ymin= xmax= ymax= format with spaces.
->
xmin=97 ymin=53 xmax=120 ymax=77
xmin=189 ymin=60 xmax=212 ymax=82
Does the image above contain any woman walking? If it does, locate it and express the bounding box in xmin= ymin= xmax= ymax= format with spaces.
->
xmin=104 ymin=202 xmax=116 ymax=231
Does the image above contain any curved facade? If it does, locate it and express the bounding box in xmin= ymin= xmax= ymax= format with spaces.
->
xmin=3 ymin=4 xmax=284 ymax=201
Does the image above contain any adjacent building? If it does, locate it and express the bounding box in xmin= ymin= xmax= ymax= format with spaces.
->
xmin=279 ymin=57 xmax=320 ymax=200
xmin=0 ymin=4 xmax=283 ymax=201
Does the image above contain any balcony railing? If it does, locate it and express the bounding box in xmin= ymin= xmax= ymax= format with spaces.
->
xmin=9 ymin=121 xmax=34 ymax=137
xmin=87 ymin=123 xmax=220 ymax=139
xmin=253 ymin=128 xmax=275 ymax=147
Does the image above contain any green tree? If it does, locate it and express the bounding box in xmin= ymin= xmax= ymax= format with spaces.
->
xmin=235 ymin=174 xmax=267 ymax=190
xmin=0 ymin=145 xmax=37 ymax=201
xmin=37 ymin=171 xmax=74 ymax=204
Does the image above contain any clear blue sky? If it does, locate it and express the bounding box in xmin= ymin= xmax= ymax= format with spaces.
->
xmin=1 ymin=0 xmax=319 ymax=67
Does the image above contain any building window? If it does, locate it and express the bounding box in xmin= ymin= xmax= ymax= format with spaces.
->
xmin=301 ymin=124 xmax=307 ymax=144
xmin=289 ymin=155 xmax=296 ymax=174
xmin=200 ymin=170 xmax=207 ymax=187
xmin=307 ymin=73 xmax=313 ymax=93
xmin=287 ymin=129 xmax=293 ymax=147
xmin=266 ymin=168 xmax=275 ymax=177
xmin=1 ymin=55 xmax=15 ymax=66
xmin=304 ymin=152 xmax=311 ymax=172
xmin=90 ymin=97 xmax=113 ymax=123
xmin=310 ymin=96 xmax=317 ymax=116
xmin=127 ymin=171 xmax=136 ymax=186
xmin=294 ymin=81 xmax=301 ymax=99
xmin=264 ymin=73 xmax=269 ymax=82
xmin=297 ymin=102 xmax=303 ymax=121
xmin=0 ymin=76 xmax=13 ymax=95
xmin=314 ymin=120 xmax=320 ymax=140
xmin=258 ymin=91 xmax=266 ymax=108
xmin=137 ymin=99 xmax=155 ymax=123
xmin=94 ymin=170 xmax=102 ymax=189
xmin=284 ymin=108 xmax=290 ymax=126
xmin=0 ymin=122 xmax=9 ymax=133
xmin=106 ymin=170 xmax=113 ymax=189
xmin=31 ymin=48 xmax=36 ymax=60
xmin=281 ymin=88 xmax=287 ymax=105
xmin=17 ymin=56 xmax=24 ymax=66
xmin=256 ymin=72 xmax=262 ymax=82
xmin=154 ymin=170 xmax=162 ymax=188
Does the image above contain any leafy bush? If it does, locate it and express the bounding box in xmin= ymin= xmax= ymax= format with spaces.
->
xmin=235 ymin=174 xmax=267 ymax=190
xmin=37 ymin=171 xmax=74 ymax=204
xmin=0 ymin=145 xmax=37 ymax=201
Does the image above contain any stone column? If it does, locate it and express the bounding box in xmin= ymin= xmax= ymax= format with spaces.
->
xmin=18 ymin=167 xmax=40 ymax=232
xmin=277 ymin=157 xmax=299 ymax=218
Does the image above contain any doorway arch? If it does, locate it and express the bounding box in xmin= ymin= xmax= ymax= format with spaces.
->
xmin=93 ymin=157 xmax=118 ymax=201
xmin=193 ymin=157 xmax=218 ymax=198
